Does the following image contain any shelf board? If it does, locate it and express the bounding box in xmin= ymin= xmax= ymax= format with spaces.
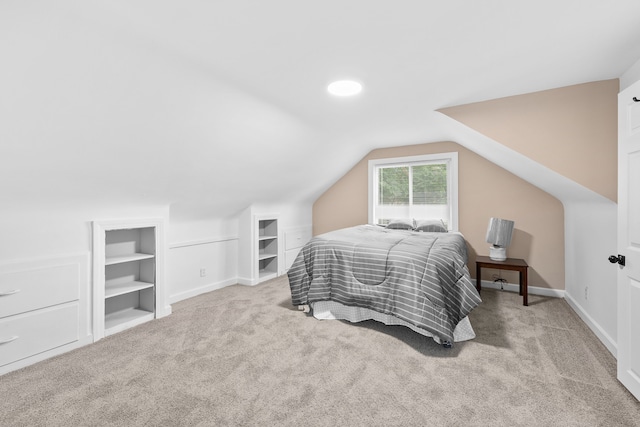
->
xmin=105 ymin=308 xmax=154 ymax=336
xmin=258 ymin=235 xmax=277 ymax=241
xmin=106 ymin=253 xmax=155 ymax=265
xmin=258 ymin=253 xmax=277 ymax=261
xmin=105 ymin=280 xmax=154 ymax=299
xmin=259 ymin=271 xmax=278 ymax=281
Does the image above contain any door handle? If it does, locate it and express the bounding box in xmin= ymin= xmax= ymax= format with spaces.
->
xmin=608 ymin=254 xmax=626 ymax=266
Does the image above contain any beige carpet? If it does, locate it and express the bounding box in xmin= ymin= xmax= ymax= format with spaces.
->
xmin=1 ymin=276 xmax=639 ymax=426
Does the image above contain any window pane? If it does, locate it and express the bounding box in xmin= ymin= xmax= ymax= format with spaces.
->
xmin=371 ymin=153 xmax=456 ymax=230
xmin=412 ymin=164 xmax=447 ymax=204
xmin=379 ymin=167 xmax=409 ymax=205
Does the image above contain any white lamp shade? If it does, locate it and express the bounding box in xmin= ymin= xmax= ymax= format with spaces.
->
xmin=486 ymin=218 xmax=514 ymax=248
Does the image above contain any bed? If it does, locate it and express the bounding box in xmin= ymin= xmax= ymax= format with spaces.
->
xmin=287 ymin=223 xmax=482 ymax=346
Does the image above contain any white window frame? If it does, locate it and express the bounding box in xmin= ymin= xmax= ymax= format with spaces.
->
xmin=368 ymin=152 xmax=458 ymax=231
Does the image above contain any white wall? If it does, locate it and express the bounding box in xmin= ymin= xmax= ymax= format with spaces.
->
xmin=167 ymin=210 xmax=239 ymax=303
xmin=563 ymin=201 xmax=618 ymax=353
xmin=168 ymin=237 xmax=239 ymax=304
xmin=0 ymin=203 xmax=169 ymax=262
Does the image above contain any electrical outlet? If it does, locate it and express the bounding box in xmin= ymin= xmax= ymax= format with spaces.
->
xmin=200 ymin=268 xmax=206 ymax=277
xmin=584 ymin=286 xmax=588 ymax=300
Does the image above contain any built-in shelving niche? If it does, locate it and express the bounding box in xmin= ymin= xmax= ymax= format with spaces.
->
xmin=93 ymin=219 xmax=168 ymax=341
xmin=256 ymin=217 xmax=278 ymax=283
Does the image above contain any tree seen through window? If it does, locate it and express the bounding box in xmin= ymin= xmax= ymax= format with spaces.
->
xmin=378 ymin=164 xmax=447 ymax=205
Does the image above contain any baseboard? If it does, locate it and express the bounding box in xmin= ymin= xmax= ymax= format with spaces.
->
xmin=480 ymin=279 xmax=565 ymax=298
xmin=237 ymin=276 xmax=257 ymax=286
xmin=170 ymin=273 xmax=281 ymax=304
xmin=157 ymin=305 xmax=172 ymax=318
xmin=564 ymin=293 xmax=617 ymax=357
xmin=169 ymin=278 xmax=238 ymax=304
xmin=238 ymin=274 xmax=286 ymax=287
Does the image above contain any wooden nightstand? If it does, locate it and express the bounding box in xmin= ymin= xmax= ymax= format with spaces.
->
xmin=476 ymin=256 xmax=529 ymax=306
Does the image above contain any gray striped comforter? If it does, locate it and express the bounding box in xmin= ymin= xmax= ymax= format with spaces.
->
xmin=287 ymin=225 xmax=482 ymax=343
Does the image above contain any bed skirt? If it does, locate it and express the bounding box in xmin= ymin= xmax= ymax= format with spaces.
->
xmin=310 ymin=300 xmax=476 ymax=344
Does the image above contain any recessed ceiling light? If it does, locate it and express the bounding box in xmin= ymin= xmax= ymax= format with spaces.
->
xmin=327 ymin=80 xmax=363 ymax=97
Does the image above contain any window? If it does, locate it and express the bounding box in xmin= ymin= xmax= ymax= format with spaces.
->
xmin=368 ymin=152 xmax=458 ymax=230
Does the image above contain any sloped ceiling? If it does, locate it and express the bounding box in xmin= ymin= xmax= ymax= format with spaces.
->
xmin=2 ymin=1 xmax=640 ymax=218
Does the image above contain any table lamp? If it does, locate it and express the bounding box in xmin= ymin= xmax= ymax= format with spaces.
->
xmin=486 ymin=217 xmax=514 ymax=261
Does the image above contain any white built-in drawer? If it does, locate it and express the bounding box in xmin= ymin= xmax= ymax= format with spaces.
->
xmin=0 ymin=264 xmax=79 ymax=319
xmin=0 ymin=303 xmax=79 ymax=367
xmin=285 ymin=228 xmax=312 ymax=251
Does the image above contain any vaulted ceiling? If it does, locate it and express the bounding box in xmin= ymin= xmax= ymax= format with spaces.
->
xmin=2 ymin=1 xmax=640 ymax=218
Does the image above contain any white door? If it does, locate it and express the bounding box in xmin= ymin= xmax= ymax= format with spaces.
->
xmin=617 ymin=80 xmax=640 ymax=400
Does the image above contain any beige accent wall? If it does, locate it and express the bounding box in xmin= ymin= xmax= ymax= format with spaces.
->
xmin=439 ymin=79 xmax=618 ymax=202
xmin=312 ymin=80 xmax=619 ymax=291
xmin=313 ymin=141 xmax=565 ymax=290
